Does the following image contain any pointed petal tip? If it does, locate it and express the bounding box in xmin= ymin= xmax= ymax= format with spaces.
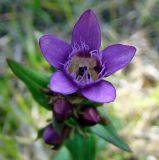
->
xmin=82 ymin=9 xmax=96 ymax=16
xmin=107 ymin=43 xmax=137 ymax=52
xmin=72 ymin=9 xmax=101 ymax=50
xmin=122 ymin=44 xmax=137 ymax=60
xmin=131 ymin=45 xmax=137 ymax=54
xmin=85 ymin=9 xmax=93 ymax=12
xmin=39 ymin=34 xmax=51 ymax=45
xmin=122 ymin=44 xmax=137 ymax=54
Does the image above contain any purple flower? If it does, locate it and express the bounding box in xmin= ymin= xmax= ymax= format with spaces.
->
xmin=39 ymin=9 xmax=136 ymax=103
xmin=53 ymin=99 xmax=72 ymax=122
xmin=79 ymin=107 xmax=100 ymax=126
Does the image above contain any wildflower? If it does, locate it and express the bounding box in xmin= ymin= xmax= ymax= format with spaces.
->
xmin=39 ymin=9 xmax=136 ymax=103
xmin=53 ymin=99 xmax=72 ymax=122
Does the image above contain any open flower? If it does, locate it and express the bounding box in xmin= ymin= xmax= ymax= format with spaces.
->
xmin=39 ymin=9 xmax=136 ymax=103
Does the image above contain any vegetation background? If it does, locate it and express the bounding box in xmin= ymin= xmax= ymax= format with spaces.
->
xmin=0 ymin=0 xmax=159 ymax=159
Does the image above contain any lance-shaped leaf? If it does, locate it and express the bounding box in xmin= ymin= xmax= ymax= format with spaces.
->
xmin=65 ymin=133 xmax=96 ymax=160
xmin=90 ymin=123 xmax=131 ymax=152
xmin=7 ymin=59 xmax=51 ymax=110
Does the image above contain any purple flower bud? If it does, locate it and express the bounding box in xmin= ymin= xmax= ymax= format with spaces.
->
xmin=43 ymin=124 xmax=63 ymax=147
xmin=53 ymin=99 xmax=72 ymax=122
xmin=43 ymin=124 xmax=71 ymax=149
xmin=79 ymin=107 xmax=100 ymax=126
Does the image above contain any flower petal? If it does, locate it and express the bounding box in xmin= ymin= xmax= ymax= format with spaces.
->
xmin=102 ymin=44 xmax=136 ymax=77
xmin=72 ymin=9 xmax=101 ymax=51
xmin=50 ymin=71 xmax=78 ymax=94
xmin=39 ymin=35 xmax=71 ymax=69
xmin=81 ymin=80 xmax=116 ymax=103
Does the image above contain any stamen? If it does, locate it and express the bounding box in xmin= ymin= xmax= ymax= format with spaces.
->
xmin=90 ymin=50 xmax=99 ymax=57
xmin=71 ymin=40 xmax=90 ymax=57
xmin=66 ymin=42 xmax=102 ymax=85
xmin=78 ymin=66 xmax=87 ymax=76
xmin=98 ymin=64 xmax=106 ymax=77
xmin=80 ymin=40 xmax=89 ymax=51
xmin=77 ymin=69 xmax=90 ymax=84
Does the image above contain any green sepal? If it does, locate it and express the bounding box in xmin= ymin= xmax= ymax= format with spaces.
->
xmin=83 ymin=99 xmax=102 ymax=107
xmin=36 ymin=127 xmax=45 ymax=140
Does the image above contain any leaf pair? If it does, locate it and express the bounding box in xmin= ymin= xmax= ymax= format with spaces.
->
xmin=54 ymin=121 xmax=131 ymax=160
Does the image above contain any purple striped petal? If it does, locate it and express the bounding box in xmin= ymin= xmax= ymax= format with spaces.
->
xmin=39 ymin=35 xmax=71 ymax=69
xmin=102 ymin=44 xmax=136 ymax=77
xmin=81 ymin=80 xmax=116 ymax=103
xmin=72 ymin=9 xmax=101 ymax=51
xmin=50 ymin=71 xmax=78 ymax=94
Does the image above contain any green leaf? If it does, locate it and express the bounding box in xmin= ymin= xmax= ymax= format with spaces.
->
xmin=7 ymin=59 xmax=51 ymax=110
xmin=90 ymin=124 xmax=132 ymax=152
xmin=65 ymin=133 xmax=96 ymax=160
xmin=54 ymin=147 xmax=72 ymax=160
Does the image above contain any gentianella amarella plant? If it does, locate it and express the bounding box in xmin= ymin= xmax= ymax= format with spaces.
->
xmin=7 ymin=9 xmax=136 ymax=159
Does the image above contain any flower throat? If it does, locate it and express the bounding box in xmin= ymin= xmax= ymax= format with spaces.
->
xmin=68 ymin=55 xmax=100 ymax=84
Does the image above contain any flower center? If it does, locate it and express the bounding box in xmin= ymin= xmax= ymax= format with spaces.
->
xmin=67 ymin=55 xmax=101 ymax=84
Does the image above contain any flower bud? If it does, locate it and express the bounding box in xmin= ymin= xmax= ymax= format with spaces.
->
xmin=43 ymin=124 xmax=71 ymax=149
xmin=53 ymin=99 xmax=72 ymax=122
xmin=79 ymin=107 xmax=100 ymax=126
xmin=43 ymin=124 xmax=63 ymax=147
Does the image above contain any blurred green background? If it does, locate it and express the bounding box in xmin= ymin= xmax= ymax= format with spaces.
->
xmin=0 ymin=0 xmax=159 ymax=159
